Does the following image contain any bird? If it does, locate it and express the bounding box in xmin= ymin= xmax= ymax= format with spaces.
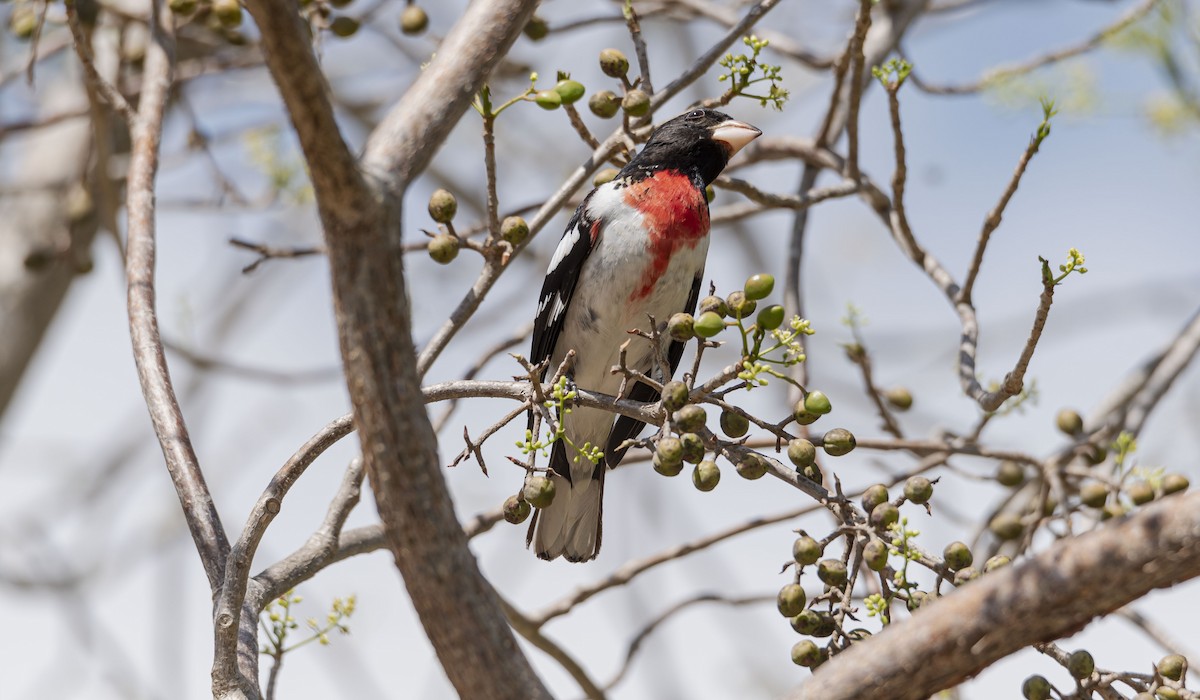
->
xmin=526 ymin=108 xmax=761 ymax=562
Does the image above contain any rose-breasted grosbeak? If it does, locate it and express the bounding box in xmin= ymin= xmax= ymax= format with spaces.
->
xmin=527 ymin=109 xmax=761 ymax=562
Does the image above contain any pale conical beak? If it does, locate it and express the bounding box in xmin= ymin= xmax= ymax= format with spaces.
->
xmin=710 ymin=119 xmax=762 ymax=157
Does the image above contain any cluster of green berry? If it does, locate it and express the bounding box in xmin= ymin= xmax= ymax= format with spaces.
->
xmin=424 ymin=188 xmax=528 ymax=264
xmin=1022 ymin=651 xmax=1190 ymax=700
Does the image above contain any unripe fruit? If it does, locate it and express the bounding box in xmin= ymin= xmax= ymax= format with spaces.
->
xmin=810 ymin=612 xmax=836 ymax=638
xmin=1056 ymin=407 xmax=1084 ymax=435
xmin=705 ymin=185 xmax=715 ymax=203
xmin=870 ymin=503 xmax=899 ymax=530
xmin=883 ymin=386 xmax=913 ymax=410
xmin=667 ymin=313 xmax=695 ymax=341
xmin=523 ymin=15 xmax=548 ymax=40
xmin=817 ymin=559 xmax=848 ymax=587
xmin=523 ymin=476 xmax=556 ymax=509
xmin=428 ymin=188 xmax=457 ymax=223
xmin=693 ymin=311 xmax=725 ymax=338
xmin=534 ymin=90 xmax=562 ymax=110
xmin=1022 ymin=675 xmax=1052 ymax=700
xmin=863 ymin=539 xmax=888 ymax=571
xmin=903 ymin=476 xmax=933 ymax=504
xmin=10 ymin=8 xmax=37 ymax=40
xmin=213 ymin=0 xmax=243 ymax=28
xmin=653 ymin=452 xmax=683 ymax=477
xmin=169 ymin=0 xmax=198 ymax=14
xmin=622 ymin=89 xmax=650 ymax=117
xmin=792 ymin=536 xmax=821 ymax=565
xmin=821 ymin=428 xmax=856 ymax=456
xmin=1080 ymin=481 xmax=1108 ymax=508
xmin=655 ymin=437 xmax=683 ymax=466
xmin=330 ymin=16 xmax=359 ymax=37
xmin=698 ymin=295 xmax=728 ymax=318
xmin=503 ymin=495 xmax=531 ymax=524
xmin=790 ymin=640 xmax=821 ymax=667
xmin=599 ymin=48 xmax=630 ymax=77
xmin=777 ymin=583 xmax=806 ymax=617
xmin=672 ymin=404 xmax=706 ymax=433
xmin=1157 ymin=689 xmax=1182 ymax=700
xmin=792 ymin=401 xmax=819 ymax=426
xmin=846 ymin=628 xmax=872 ymax=641
xmin=725 ymin=290 xmax=756 ymax=318
xmin=660 ymin=381 xmax=689 ymax=412
xmin=984 ymin=555 xmax=1011 ymax=572
xmin=1101 ymin=502 xmax=1126 ymax=520
xmin=997 ymin=460 xmax=1026 ymax=487
xmin=756 ymin=304 xmax=785 ymax=331
xmin=735 ymin=453 xmax=767 ymax=480
xmin=593 ymin=168 xmax=619 ymax=186
xmin=553 ymin=79 xmax=585 ymax=105
xmin=953 ymin=566 xmax=979 ymax=586
xmin=400 ymin=5 xmax=429 ymax=34
xmin=803 ymin=390 xmax=831 ymax=415
xmin=679 ymin=432 xmax=705 ymax=464
xmin=500 ymin=215 xmax=529 ymax=245
xmin=861 ymin=484 xmax=889 ymax=514
xmin=787 ymin=439 xmax=816 ymax=468
xmin=1158 ymin=654 xmax=1186 ymax=681
xmin=800 ymin=464 xmax=823 ymax=485
xmin=588 ymin=90 xmax=621 ymax=119
xmin=692 ymin=460 xmax=720 ymax=491
xmin=1127 ymin=480 xmax=1155 ymax=505
xmin=744 ymin=273 xmax=775 ymax=300
xmin=943 ymin=541 xmax=973 ymax=571
xmin=427 ymin=234 xmax=459 ymax=264
xmin=990 ymin=513 xmax=1024 ymax=540
xmin=719 ymin=410 xmax=749 ymax=438
xmin=1067 ymin=649 xmax=1094 ymax=679
xmin=1163 ymin=473 xmax=1190 ymax=495
xmin=790 ymin=611 xmax=819 ymax=635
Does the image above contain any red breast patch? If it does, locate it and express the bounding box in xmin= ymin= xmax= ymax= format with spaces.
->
xmin=624 ymin=170 xmax=709 ymax=301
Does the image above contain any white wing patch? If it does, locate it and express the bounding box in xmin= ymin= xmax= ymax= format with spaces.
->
xmin=547 ymin=227 xmax=581 ymax=275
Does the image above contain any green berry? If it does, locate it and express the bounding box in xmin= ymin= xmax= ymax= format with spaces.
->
xmin=500 ymin=215 xmax=529 ymax=245
xmin=861 ymin=484 xmax=889 ymax=514
xmin=1101 ymin=502 xmax=1126 ymax=520
xmin=427 ymin=234 xmax=459 ymax=264
xmin=863 ymin=539 xmax=888 ymax=571
xmin=672 ymin=404 xmax=706 ymax=433
xmin=1021 ymin=675 xmax=1052 ymax=700
xmin=792 ymin=535 xmax=821 ymax=565
xmin=786 ymin=439 xmax=816 ymax=468
xmin=777 ymin=583 xmax=806 ymax=617
xmin=523 ymin=15 xmax=548 ymax=40
xmin=705 ymin=185 xmax=715 ymax=203
xmin=870 ymin=503 xmax=899 ymax=530
xmin=821 ymin=428 xmax=855 ymax=457
xmin=1056 ymin=407 xmax=1084 ymax=436
xmin=790 ymin=640 xmax=821 ymax=667
xmin=653 ymin=452 xmax=684 ymax=477
xmin=660 ymin=380 xmax=689 ymax=412
xmin=655 ymin=437 xmax=683 ymax=466
xmin=1158 ymin=654 xmax=1186 ymax=681
xmin=735 ymin=453 xmax=767 ymax=480
xmin=1162 ymin=473 xmax=1190 ymax=495
xmin=1127 ymin=480 xmax=1155 ymax=505
xmin=792 ymin=401 xmax=819 ymax=426
xmin=502 ymin=495 xmax=531 ymax=524
xmin=522 ymin=476 xmax=556 ymax=509
xmin=621 ymin=89 xmax=650 ymax=117
xmin=789 ymin=611 xmax=818 ymax=636
xmin=667 ymin=313 xmax=695 ymax=342
xmin=997 ymin=460 xmax=1026 ymax=487
xmin=400 ymin=5 xmax=429 ymax=34
xmin=692 ymin=461 xmax=720 ymax=492
xmin=1080 ymin=481 xmax=1108 ymax=508
xmin=725 ymin=290 xmax=756 ymax=318
xmin=953 ymin=566 xmax=979 ymax=586
xmin=692 ymin=311 xmax=725 ymax=338
xmin=1157 ymin=689 xmax=1182 ymax=700
xmin=803 ymin=390 xmax=832 ymax=416
xmin=817 ymin=559 xmax=847 ymax=587
xmin=588 ymin=90 xmax=621 ymax=119
xmin=599 ymin=48 xmax=629 ymax=77
xmin=1067 ymin=649 xmax=1094 ymax=679
xmin=534 ymin=90 xmax=562 ymax=110
xmin=213 ymin=0 xmax=243 ymax=28
xmin=553 ymin=79 xmax=585 ymax=105
xmin=593 ymin=168 xmax=619 ymax=186
xmin=883 ymin=386 xmax=913 ymax=410
xmin=744 ymin=273 xmax=775 ymax=300
xmin=800 ymin=464 xmax=823 ymax=485
xmin=698 ymin=295 xmax=728 ymax=318
xmin=169 ymin=0 xmax=198 ymax=14
xmin=984 ymin=555 xmax=1011 ymax=572
xmin=756 ymin=304 xmax=785 ymax=331
xmin=943 ymin=541 xmax=973 ymax=571
xmin=719 ymin=410 xmax=749 ymax=438
xmin=679 ymin=432 xmax=705 ymax=464
xmin=330 ymin=16 xmax=360 ymax=37
xmin=903 ymin=476 xmax=933 ymax=504
xmin=809 ymin=611 xmax=836 ymax=638
xmin=428 ymin=188 xmax=457 ymax=223
xmin=990 ymin=513 xmax=1024 ymax=541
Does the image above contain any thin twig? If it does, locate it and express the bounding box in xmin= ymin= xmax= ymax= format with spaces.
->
xmin=65 ymin=0 xmax=135 ymax=123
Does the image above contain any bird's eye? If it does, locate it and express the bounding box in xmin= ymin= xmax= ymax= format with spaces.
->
xmin=688 ymin=110 xmax=704 ymax=120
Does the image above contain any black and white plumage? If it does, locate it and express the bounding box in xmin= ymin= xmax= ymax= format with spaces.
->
xmin=526 ymin=109 xmax=761 ymax=562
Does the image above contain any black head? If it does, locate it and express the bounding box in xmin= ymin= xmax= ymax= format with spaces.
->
xmin=622 ymin=109 xmax=761 ymax=186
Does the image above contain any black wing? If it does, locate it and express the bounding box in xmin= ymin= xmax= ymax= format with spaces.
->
xmin=528 ymin=194 xmax=599 ymax=428
xmin=604 ymin=272 xmax=705 ymax=466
